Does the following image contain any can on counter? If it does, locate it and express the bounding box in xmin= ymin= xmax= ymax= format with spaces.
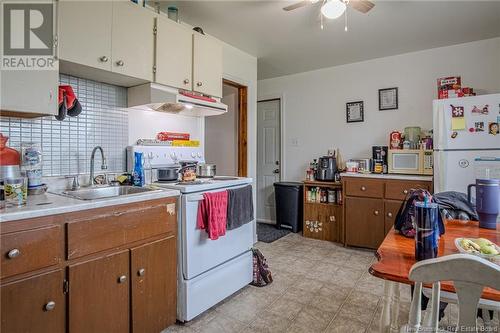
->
xmin=390 ymin=131 xmax=402 ymax=149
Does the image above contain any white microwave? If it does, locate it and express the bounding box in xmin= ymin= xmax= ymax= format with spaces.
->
xmin=388 ymin=149 xmax=433 ymax=175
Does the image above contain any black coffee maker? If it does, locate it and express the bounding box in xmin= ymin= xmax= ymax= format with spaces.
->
xmin=316 ymin=156 xmax=337 ymax=181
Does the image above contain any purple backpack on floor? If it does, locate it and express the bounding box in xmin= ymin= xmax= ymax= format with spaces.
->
xmin=250 ymin=249 xmax=273 ymax=287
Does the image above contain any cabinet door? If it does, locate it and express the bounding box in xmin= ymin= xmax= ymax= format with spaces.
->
xmin=58 ymin=0 xmax=112 ymax=71
xmin=112 ymin=1 xmax=155 ymax=81
xmin=192 ymin=33 xmax=223 ymax=98
xmin=323 ymin=205 xmax=343 ymax=243
xmin=345 ymin=197 xmax=385 ymax=249
xmin=69 ymin=251 xmax=129 ymax=333
xmin=1 ymin=270 xmax=65 ymax=333
xmin=303 ymin=203 xmax=323 ymax=240
xmin=1 ymin=69 xmax=58 ymax=116
xmin=131 ymin=237 xmax=177 ymax=333
xmin=384 ymin=200 xmax=403 ymax=236
xmin=155 ymin=16 xmax=192 ymax=90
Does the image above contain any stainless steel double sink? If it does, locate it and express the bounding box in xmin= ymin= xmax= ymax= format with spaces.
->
xmin=61 ymin=185 xmax=161 ymax=200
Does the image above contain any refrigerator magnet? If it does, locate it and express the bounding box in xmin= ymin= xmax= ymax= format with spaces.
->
xmin=471 ymin=105 xmax=489 ymax=115
xmin=451 ymin=131 xmax=458 ymax=139
xmin=451 ymin=105 xmax=465 ymax=117
xmin=452 ymin=117 xmax=466 ymax=130
xmin=489 ymin=122 xmax=499 ymax=136
xmin=474 ymin=122 xmax=485 ymax=132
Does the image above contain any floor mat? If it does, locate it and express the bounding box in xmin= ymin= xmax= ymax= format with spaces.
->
xmin=257 ymin=223 xmax=291 ymax=243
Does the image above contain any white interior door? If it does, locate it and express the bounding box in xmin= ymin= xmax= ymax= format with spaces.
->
xmin=257 ymin=99 xmax=281 ymax=223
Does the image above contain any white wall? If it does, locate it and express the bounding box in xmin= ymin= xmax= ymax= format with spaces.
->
xmin=258 ymin=38 xmax=500 ymax=181
xmin=205 ymin=85 xmax=239 ymax=175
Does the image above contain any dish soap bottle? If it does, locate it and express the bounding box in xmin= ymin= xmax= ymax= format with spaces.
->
xmin=133 ymin=152 xmax=144 ymax=187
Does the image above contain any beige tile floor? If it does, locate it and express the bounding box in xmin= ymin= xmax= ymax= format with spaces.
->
xmin=163 ymin=233 xmax=499 ymax=333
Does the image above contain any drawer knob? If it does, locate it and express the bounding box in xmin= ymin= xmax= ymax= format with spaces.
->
xmin=330 ymin=216 xmax=336 ymax=222
xmin=196 ymin=82 xmax=203 ymax=87
xmin=7 ymin=248 xmax=20 ymax=259
xmin=374 ymin=210 xmax=379 ymax=216
xmin=44 ymin=301 xmax=56 ymax=311
xmin=118 ymin=275 xmax=127 ymax=284
xmin=360 ymin=186 xmax=366 ymax=191
xmin=138 ymin=268 xmax=146 ymax=277
xmin=183 ymin=79 xmax=190 ymax=84
xmin=387 ymin=212 xmax=393 ymax=218
xmin=99 ymin=56 xmax=109 ymax=63
xmin=403 ymin=189 xmax=408 ymax=194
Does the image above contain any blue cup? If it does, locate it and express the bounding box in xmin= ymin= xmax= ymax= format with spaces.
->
xmin=414 ymin=202 xmax=439 ymax=261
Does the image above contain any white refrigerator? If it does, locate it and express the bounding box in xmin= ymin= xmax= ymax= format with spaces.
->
xmin=433 ymin=93 xmax=500 ymax=194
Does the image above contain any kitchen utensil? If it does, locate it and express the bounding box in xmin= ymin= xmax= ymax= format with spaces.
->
xmin=414 ymin=202 xmax=439 ymax=261
xmin=157 ymin=165 xmax=181 ymax=182
xmin=196 ymin=164 xmax=216 ymax=178
xmin=468 ymin=178 xmax=499 ymax=229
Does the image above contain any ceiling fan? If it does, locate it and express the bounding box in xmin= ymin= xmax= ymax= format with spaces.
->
xmin=283 ymin=0 xmax=375 ymax=29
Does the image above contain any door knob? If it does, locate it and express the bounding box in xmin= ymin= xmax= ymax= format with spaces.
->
xmin=99 ymin=56 xmax=109 ymax=63
xmin=7 ymin=248 xmax=20 ymax=259
xmin=273 ymin=169 xmax=280 ymax=174
xmin=196 ymin=82 xmax=203 ymax=87
xmin=118 ymin=275 xmax=127 ymax=284
xmin=116 ymin=60 xmax=124 ymax=67
xmin=138 ymin=268 xmax=145 ymax=277
xmin=387 ymin=212 xmax=393 ymax=218
xmin=44 ymin=301 xmax=56 ymax=311
xmin=183 ymin=79 xmax=190 ymax=84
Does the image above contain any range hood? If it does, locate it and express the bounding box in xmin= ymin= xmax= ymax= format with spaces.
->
xmin=127 ymin=83 xmax=227 ymax=117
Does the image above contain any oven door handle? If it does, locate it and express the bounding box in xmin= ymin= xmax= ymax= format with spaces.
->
xmin=187 ymin=195 xmax=204 ymax=202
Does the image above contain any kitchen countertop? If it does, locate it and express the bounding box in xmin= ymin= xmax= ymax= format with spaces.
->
xmin=0 ymin=188 xmax=180 ymax=223
xmin=340 ymin=172 xmax=433 ymax=182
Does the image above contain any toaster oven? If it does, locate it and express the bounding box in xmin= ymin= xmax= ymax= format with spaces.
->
xmin=388 ymin=149 xmax=433 ymax=175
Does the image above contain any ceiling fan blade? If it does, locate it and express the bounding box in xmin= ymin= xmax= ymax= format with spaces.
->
xmin=283 ymin=0 xmax=310 ymax=11
xmin=349 ymin=0 xmax=375 ymax=13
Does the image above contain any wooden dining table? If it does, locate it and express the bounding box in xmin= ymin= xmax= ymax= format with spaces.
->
xmin=369 ymin=219 xmax=500 ymax=333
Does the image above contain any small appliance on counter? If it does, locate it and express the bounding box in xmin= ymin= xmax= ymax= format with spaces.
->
xmin=315 ymin=155 xmax=337 ymax=181
xmin=372 ymin=146 xmax=388 ymax=174
xmin=388 ymin=148 xmax=433 ymax=175
xmin=349 ymin=158 xmax=371 ymax=173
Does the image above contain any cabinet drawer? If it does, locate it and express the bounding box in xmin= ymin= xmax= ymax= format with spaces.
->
xmin=67 ymin=203 xmax=176 ymax=259
xmin=345 ymin=178 xmax=384 ymax=198
xmin=385 ymin=181 xmax=431 ymax=201
xmin=1 ymin=226 xmax=62 ymax=279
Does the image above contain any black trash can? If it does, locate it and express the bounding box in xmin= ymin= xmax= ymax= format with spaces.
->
xmin=274 ymin=182 xmax=303 ymax=233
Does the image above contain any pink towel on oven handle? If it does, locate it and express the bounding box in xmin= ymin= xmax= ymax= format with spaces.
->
xmin=196 ymin=190 xmax=229 ymax=240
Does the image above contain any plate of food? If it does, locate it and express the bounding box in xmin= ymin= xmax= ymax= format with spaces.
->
xmin=455 ymin=238 xmax=500 ymax=263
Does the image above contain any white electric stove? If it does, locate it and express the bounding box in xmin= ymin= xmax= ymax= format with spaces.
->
xmin=127 ymin=145 xmax=254 ymax=322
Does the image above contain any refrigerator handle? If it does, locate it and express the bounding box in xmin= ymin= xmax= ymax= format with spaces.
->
xmin=467 ymin=184 xmax=476 ymax=204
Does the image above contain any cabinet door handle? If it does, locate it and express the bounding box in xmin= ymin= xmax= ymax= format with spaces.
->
xmin=7 ymin=248 xmax=20 ymax=259
xmin=44 ymin=301 xmax=56 ymax=311
xmin=374 ymin=210 xmax=379 ymax=216
xmin=116 ymin=60 xmax=124 ymax=67
xmin=99 ymin=56 xmax=109 ymax=63
xmin=118 ymin=275 xmax=127 ymax=284
xmin=403 ymin=189 xmax=408 ymax=194
xmin=138 ymin=268 xmax=146 ymax=277
xmin=360 ymin=186 xmax=366 ymax=191
xmin=196 ymin=82 xmax=203 ymax=87
xmin=387 ymin=212 xmax=393 ymax=218
xmin=183 ymin=79 xmax=190 ymax=84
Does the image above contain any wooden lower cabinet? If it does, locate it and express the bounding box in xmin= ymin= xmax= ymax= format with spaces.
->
xmin=131 ymin=237 xmax=177 ymax=333
xmin=345 ymin=197 xmax=385 ymax=249
xmin=69 ymin=251 xmax=130 ymax=333
xmin=1 ymin=270 xmax=65 ymax=333
xmin=303 ymin=203 xmax=343 ymax=243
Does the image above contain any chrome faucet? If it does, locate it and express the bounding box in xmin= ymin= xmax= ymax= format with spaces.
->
xmin=89 ymin=146 xmax=107 ymax=186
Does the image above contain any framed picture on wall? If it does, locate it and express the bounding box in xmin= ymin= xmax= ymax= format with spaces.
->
xmin=379 ymin=87 xmax=398 ymax=110
xmin=346 ymin=101 xmax=364 ymax=123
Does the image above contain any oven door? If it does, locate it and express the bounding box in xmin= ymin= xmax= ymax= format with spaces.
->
xmin=180 ymin=185 xmax=254 ymax=280
xmin=388 ymin=150 xmax=423 ymax=174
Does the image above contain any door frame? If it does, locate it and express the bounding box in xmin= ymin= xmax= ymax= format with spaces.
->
xmin=222 ymin=78 xmax=248 ymax=177
xmin=257 ymin=94 xmax=285 ymax=180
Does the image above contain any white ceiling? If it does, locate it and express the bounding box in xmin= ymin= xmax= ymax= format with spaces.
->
xmin=159 ymin=1 xmax=500 ymax=79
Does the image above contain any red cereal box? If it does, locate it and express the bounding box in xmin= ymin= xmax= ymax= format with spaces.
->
xmin=437 ymin=76 xmax=461 ymax=99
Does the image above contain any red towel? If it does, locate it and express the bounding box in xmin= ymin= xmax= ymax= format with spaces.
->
xmin=197 ymin=191 xmax=228 ymax=240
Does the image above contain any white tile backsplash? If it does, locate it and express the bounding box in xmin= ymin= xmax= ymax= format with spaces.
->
xmin=0 ymin=74 xmax=128 ymax=176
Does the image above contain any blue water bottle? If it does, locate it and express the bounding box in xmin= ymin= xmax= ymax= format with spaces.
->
xmin=414 ymin=200 xmax=439 ymax=261
xmin=133 ymin=152 xmax=144 ymax=187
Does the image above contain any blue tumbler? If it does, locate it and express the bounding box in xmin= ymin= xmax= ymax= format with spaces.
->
xmin=414 ymin=202 xmax=439 ymax=261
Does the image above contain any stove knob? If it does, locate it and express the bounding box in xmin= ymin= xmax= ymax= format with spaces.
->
xmin=197 ymin=153 xmax=202 ymax=158
xmin=191 ymin=152 xmax=196 ymax=158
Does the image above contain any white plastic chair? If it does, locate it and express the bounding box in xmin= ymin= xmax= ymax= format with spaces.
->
xmin=400 ymin=254 xmax=500 ymax=333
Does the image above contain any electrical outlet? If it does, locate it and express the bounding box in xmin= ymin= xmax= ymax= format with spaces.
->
xmin=291 ymin=138 xmax=299 ymax=147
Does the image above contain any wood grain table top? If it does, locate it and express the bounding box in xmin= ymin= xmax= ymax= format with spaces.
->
xmin=369 ymin=220 xmax=500 ymax=301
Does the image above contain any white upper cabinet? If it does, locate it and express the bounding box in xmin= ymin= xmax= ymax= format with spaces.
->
xmin=192 ymin=33 xmax=223 ymax=98
xmin=155 ymin=16 xmax=192 ymax=90
xmin=58 ymin=0 xmax=112 ymax=71
xmin=112 ymin=1 xmax=155 ymax=81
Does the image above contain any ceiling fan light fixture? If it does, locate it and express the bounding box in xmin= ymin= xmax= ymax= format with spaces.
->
xmin=321 ymin=0 xmax=347 ymax=19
